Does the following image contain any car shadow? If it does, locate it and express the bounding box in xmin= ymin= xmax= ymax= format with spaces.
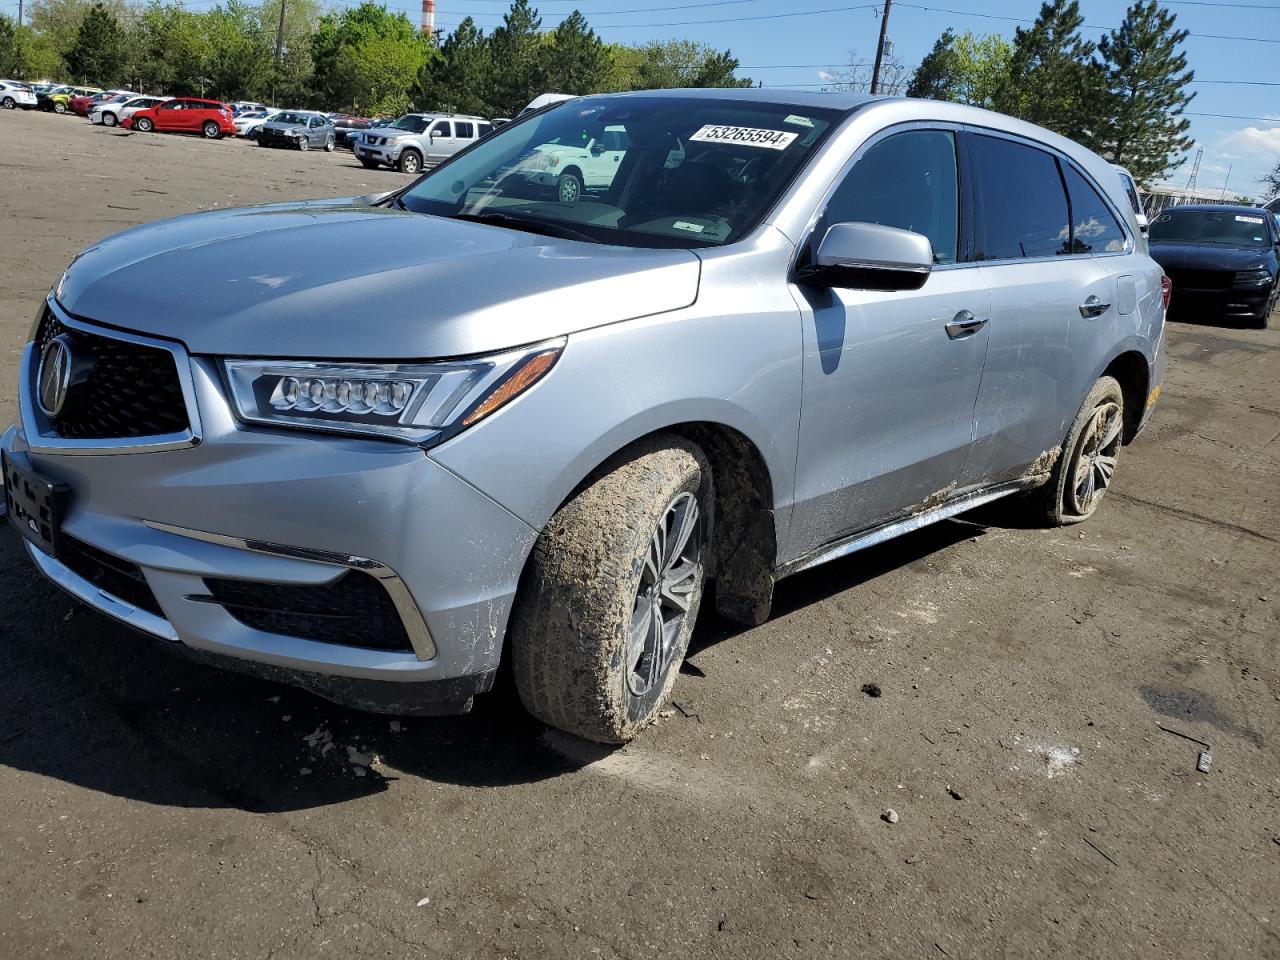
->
xmin=0 ymin=509 xmax=994 ymax=813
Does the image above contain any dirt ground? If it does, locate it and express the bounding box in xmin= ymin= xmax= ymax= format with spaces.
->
xmin=0 ymin=108 xmax=1277 ymax=960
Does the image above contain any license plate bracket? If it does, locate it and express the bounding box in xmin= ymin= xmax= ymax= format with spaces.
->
xmin=2 ymin=452 xmax=67 ymax=556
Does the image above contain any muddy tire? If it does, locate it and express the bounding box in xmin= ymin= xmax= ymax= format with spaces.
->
xmin=1022 ymin=376 xmax=1125 ymax=526
xmin=398 ymin=149 xmax=422 ymax=174
xmin=511 ymin=436 xmax=713 ymax=743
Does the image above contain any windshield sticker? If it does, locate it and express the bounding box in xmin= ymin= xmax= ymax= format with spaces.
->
xmin=784 ymin=114 xmax=815 ymax=128
xmin=689 ymin=124 xmax=798 ymax=150
xmin=1235 ymin=215 xmax=1264 ymax=224
xmin=672 ymin=221 xmax=706 ymax=234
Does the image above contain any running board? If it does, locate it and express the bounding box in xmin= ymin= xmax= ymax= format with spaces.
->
xmin=777 ymin=479 xmax=1036 ymax=580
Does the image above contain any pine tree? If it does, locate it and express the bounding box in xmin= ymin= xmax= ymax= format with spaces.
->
xmin=538 ymin=11 xmax=608 ymax=96
xmin=992 ymin=0 xmax=1100 ymax=142
xmin=65 ymin=1 xmax=125 ymax=86
xmin=486 ymin=0 xmax=542 ymax=115
xmin=419 ymin=17 xmax=492 ymax=115
xmin=1093 ymin=1 xmax=1195 ymax=184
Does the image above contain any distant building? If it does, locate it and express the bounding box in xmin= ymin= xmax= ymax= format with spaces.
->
xmin=1141 ymin=184 xmax=1260 ymax=216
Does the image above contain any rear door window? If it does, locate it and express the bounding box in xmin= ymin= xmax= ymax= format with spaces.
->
xmin=454 ymin=121 xmax=475 ymax=139
xmin=969 ymin=134 xmax=1070 ymax=260
xmin=1061 ymin=164 xmax=1127 ymax=254
xmin=822 ymin=129 xmax=959 ymax=265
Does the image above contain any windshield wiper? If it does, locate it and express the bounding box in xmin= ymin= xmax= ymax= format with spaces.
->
xmin=449 ymin=211 xmax=597 ymax=244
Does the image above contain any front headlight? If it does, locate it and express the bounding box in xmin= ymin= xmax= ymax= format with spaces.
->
xmin=1234 ymin=268 xmax=1273 ymax=286
xmin=222 ymin=340 xmax=563 ymax=446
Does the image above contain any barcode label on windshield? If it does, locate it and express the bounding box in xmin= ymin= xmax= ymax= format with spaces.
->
xmin=689 ymin=125 xmax=798 ymax=150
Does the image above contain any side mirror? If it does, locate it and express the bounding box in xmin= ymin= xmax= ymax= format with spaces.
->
xmin=798 ymin=222 xmax=933 ymax=292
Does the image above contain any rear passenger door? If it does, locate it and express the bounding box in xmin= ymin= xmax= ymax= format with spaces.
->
xmin=962 ymin=132 xmax=1126 ymax=484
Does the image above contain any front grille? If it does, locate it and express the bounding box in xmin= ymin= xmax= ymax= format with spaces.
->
xmin=36 ymin=310 xmax=190 ymax=439
xmin=1165 ymin=268 xmax=1231 ymax=292
xmin=57 ymin=534 xmax=165 ymax=617
xmin=200 ymin=573 xmax=414 ymax=652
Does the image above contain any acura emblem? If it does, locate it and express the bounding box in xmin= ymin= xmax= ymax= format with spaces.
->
xmin=37 ymin=335 xmax=75 ymax=418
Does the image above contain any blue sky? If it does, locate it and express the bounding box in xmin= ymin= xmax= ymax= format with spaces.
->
xmin=427 ymin=0 xmax=1280 ymax=198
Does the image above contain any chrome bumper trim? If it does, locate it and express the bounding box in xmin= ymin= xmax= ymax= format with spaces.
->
xmin=142 ymin=519 xmax=437 ymax=662
xmin=25 ymin=540 xmax=180 ymax=642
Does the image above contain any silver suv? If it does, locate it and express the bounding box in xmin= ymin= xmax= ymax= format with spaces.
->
xmin=352 ymin=112 xmax=493 ymax=174
xmin=2 ymin=90 xmax=1165 ymax=743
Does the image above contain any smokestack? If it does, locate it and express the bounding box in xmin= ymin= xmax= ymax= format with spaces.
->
xmin=421 ymin=0 xmax=435 ymax=35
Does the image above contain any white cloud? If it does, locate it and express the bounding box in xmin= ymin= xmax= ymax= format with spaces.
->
xmin=1219 ymin=125 xmax=1280 ymax=161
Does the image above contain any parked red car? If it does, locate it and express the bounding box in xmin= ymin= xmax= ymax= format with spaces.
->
xmin=123 ymin=98 xmax=236 ymax=139
xmin=69 ymin=91 xmax=113 ymax=116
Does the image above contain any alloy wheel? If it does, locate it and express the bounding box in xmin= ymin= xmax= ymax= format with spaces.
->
xmin=1068 ymin=400 xmax=1122 ymax=515
xmin=626 ymin=491 xmax=702 ymax=697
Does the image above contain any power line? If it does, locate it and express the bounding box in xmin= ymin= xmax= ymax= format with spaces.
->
xmin=429 ymin=2 xmax=879 ymax=28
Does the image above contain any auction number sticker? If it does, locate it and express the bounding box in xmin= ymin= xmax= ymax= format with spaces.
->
xmin=1235 ymin=215 xmax=1264 ymax=224
xmin=689 ymin=124 xmax=798 ymax=150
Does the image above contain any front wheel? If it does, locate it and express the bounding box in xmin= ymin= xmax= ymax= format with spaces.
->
xmin=53 ymin=101 xmax=67 ymax=114
xmin=134 ymin=116 xmax=153 ymax=132
xmin=1023 ymin=376 xmax=1125 ymax=526
xmin=512 ymin=437 xmax=712 ymax=743
xmin=1 ymin=96 xmax=14 ymax=110
xmin=298 ymin=137 xmax=309 ymax=151
xmin=102 ymin=112 xmax=117 ymax=127
xmin=556 ymin=170 xmax=583 ymax=203
xmin=397 ymin=149 xmax=422 ymax=174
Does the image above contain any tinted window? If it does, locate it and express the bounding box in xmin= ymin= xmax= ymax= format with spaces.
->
xmin=477 ymin=123 xmax=493 ymax=137
xmin=431 ymin=121 xmax=453 ymax=138
xmin=1062 ymin=165 xmax=1126 ymax=254
xmin=823 ymin=129 xmax=959 ymax=264
xmin=598 ymin=127 xmax=631 ymax=152
xmin=1148 ymin=208 xmax=1272 ymax=249
xmin=455 ymin=121 xmax=475 ymax=138
xmin=970 ymin=135 xmax=1069 ymax=260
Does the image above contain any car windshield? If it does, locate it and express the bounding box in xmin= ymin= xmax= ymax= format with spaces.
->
xmin=398 ymin=96 xmax=843 ymax=248
xmin=274 ymin=112 xmax=311 ymax=125
xmin=390 ymin=116 xmax=429 ymax=133
xmin=1149 ymin=208 xmax=1272 ymax=248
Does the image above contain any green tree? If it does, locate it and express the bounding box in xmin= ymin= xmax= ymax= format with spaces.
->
xmin=538 ymin=11 xmax=608 ymax=96
xmin=203 ymin=1 xmax=273 ymax=101
xmin=992 ymin=0 xmax=1100 ymax=142
xmin=625 ymin=40 xmax=750 ymax=90
xmin=907 ymin=29 xmax=1011 ymax=107
xmin=418 ymin=16 xmax=492 ymax=115
xmin=65 ymin=1 xmax=125 ymax=85
xmin=311 ymin=2 xmax=429 ymax=114
xmin=1092 ymin=1 xmax=1195 ymax=183
xmin=0 ymin=15 xmax=22 ymax=77
xmin=128 ymin=3 xmax=209 ymax=95
xmin=27 ymin=0 xmax=125 ymax=65
xmin=485 ymin=0 xmax=542 ymax=115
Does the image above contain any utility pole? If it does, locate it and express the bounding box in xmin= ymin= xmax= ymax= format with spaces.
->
xmin=17 ymin=0 xmax=22 ymax=28
xmin=870 ymin=0 xmax=893 ymax=95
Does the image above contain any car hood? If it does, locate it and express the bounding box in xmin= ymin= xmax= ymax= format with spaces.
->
xmin=1148 ymin=241 xmax=1273 ymax=272
xmin=260 ymin=121 xmax=308 ymax=133
xmin=56 ymin=198 xmax=702 ymax=359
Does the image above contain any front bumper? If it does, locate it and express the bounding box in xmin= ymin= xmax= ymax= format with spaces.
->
xmin=354 ymin=142 xmax=401 ymax=165
xmin=2 ymin=313 xmax=538 ymax=713
xmin=1169 ymin=284 xmax=1274 ymax=320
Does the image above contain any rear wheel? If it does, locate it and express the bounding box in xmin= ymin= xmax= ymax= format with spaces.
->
xmin=324 ymin=135 xmax=335 ymax=152
xmin=202 ymin=120 xmax=220 ymax=139
xmin=134 ymin=116 xmax=153 ymax=132
xmin=512 ymin=437 xmax=712 ymax=743
xmin=102 ymin=112 xmax=117 ymax=127
xmin=1022 ymin=376 xmax=1125 ymax=526
xmin=1 ymin=96 xmax=14 ymax=110
xmin=398 ymin=149 xmax=422 ymax=174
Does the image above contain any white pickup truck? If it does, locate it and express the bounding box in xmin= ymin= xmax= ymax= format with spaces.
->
xmin=518 ymin=125 xmax=632 ymax=202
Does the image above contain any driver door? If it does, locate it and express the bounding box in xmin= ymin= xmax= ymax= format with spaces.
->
xmin=787 ymin=127 xmax=992 ymax=558
xmin=427 ymin=120 xmax=455 ymax=165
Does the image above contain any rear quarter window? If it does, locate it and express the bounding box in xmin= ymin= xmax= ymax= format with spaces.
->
xmin=1061 ymin=165 xmax=1127 ymax=254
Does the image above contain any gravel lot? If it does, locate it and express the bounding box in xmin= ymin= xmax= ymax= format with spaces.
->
xmin=1 ymin=108 xmax=1277 ymax=960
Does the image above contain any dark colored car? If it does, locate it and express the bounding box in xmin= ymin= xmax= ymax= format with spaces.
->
xmin=123 ymin=98 xmax=235 ymax=139
xmin=37 ymin=84 xmax=100 ymax=113
xmin=257 ymin=112 xmax=336 ymax=151
xmin=1148 ymin=204 xmax=1280 ymax=328
xmin=70 ymin=90 xmax=119 ymax=116
xmin=331 ymin=116 xmax=371 ymax=147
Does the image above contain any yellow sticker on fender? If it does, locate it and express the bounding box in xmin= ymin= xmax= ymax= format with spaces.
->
xmin=689 ymin=124 xmax=798 ymax=150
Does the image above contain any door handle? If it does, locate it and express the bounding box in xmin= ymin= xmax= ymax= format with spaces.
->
xmin=945 ymin=310 xmax=989 ymax=339
xmin=1079 ymin=295 xmax=1112 ymax=318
